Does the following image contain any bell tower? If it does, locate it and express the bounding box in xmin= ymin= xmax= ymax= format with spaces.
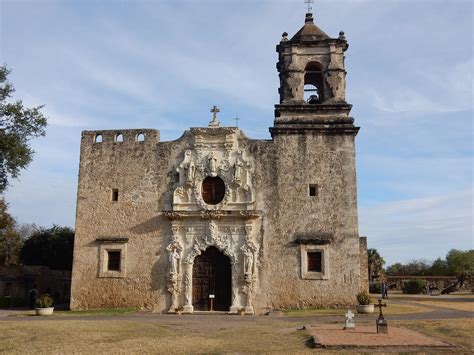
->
xmin=270 ymin=11 xmax=357 ymax=135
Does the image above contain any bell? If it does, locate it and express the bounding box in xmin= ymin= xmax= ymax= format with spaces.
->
xmin=308 ymin=95 xmax=320 ymax=104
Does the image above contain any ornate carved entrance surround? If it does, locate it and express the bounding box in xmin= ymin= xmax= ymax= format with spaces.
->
xmin=163 ymin=126 xmax=262 ymax=314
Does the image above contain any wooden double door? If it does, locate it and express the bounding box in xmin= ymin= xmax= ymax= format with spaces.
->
xmin=192 ymin=246 xmax=231 ymax=311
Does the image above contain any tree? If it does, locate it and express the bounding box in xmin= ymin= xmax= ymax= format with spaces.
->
xmin=0 ymin=198 xmax=22 ymax=266
xmin=441 ymin=249 xmax=473 ymax=294
xmin=446 ymin=249 xmax=474 ymax=277
xmin=0 ymin=65 xmax=47 ymax=192
xmin=367 ymin=248 xmax=385 ymax=282
xmin=385 ymin=262 xmax=404 ymax=276
xmin=429 ymin=258 xmax=449 ymax=276
xmin=386 ymin=259 xmax=433 ymax=276
xmin=403 ymin=259 xmax=431 ymax=276
xmin=21 ymin=225 xmax=74 ymax=270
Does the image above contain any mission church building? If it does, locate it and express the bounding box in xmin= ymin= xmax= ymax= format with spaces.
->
xmin=70 ymin=10 xmax=368 ymax=314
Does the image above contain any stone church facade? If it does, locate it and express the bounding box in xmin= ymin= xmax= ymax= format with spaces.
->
xmin=70 ymin=13 xmax=368 ymax=313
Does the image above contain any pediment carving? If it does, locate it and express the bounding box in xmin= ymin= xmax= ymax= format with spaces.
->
xmin=173 ymin=129 xmax=254 ymax=211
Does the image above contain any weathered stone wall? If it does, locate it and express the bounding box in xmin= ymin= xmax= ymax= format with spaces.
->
xmin=252 ymin=132 xmax=361 ymax=309
xmin=71 ymin=127 xmax=365 ymax=312
xmin=359 ymin=237 xmax=369 ymax=293
xmin=71 ymin=128 xmax=186 ymax=310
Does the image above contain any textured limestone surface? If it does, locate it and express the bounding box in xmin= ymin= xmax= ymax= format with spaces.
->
xmin=71 ymin=126 xmax=365 ymax=312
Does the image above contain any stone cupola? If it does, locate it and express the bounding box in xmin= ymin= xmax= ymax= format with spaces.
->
xmin=271 ymin=12 xmax=357 ymax=136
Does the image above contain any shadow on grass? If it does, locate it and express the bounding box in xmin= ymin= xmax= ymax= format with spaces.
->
xmin=54 ymin=307 xmax=138 ymax=316
xmin=304 ymin=336 xmax=316 ymax=348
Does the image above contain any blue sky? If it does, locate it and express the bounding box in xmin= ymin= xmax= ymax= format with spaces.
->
xmin=1 ymin=0 xmax=472 ymax=265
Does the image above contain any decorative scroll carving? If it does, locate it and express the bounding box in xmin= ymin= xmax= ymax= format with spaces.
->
xmin=325 ymin=70 xmax=346 ymax=102
xmin=172 ymin=133 xmax=254 ymax=211
xmin=163 ymin=210 xmax=263 ymax=221
xmin=185 ymin=220 xmax=235 ymax=264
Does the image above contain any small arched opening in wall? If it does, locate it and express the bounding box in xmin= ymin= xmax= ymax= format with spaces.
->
xmin=304 ymin=61 xmax=324 ymax=104
xmin=95 ymin=134 xmax=103 ymax=143
xmin=201 ymin=176 xmax=225 ymax=205
xmin=115 ymin=133 xmax=123 ymax=142
xmin=136 ymin=133 xmax=145 ymax=142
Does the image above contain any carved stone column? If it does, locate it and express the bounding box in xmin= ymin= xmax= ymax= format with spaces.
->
xmin=166 ymin=225 xmax=183 ymax=313
xmin=183 ymin=263 xmax=194 ymax=313
xmin=241 ymin=224 xmax=258 ymax=314
xmin=244 ymin=284 xmax=254 ymax=314
xmin=229 ymin=261 xmax=239 ymax=314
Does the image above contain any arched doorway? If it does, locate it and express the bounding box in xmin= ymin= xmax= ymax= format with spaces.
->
xmin=192 ymin=246 xmax=231 ymax=311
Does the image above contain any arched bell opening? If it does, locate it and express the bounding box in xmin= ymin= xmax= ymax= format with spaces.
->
xmin=192 ymin=246 xmax=231 ymax=311
xmin=304 ymin=61 xmax=324 ymax=104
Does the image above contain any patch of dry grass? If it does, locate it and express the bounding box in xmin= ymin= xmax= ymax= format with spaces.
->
xmin=54 ymin=307 xmax=139 ymax=316
xmin=382 ymin=301 xmax=431 ymax=315
xmin=408 ymin=300 xmax=474 ymax=312
xmin=284 ymin=301 xmax=430 ymax=317
xmin=395 ymin=318 xmax=474 ymax=351
xmin=0 ymin=319 xmax=314 ymax=354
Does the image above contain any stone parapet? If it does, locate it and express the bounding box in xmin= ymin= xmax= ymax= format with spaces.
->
xmin=81 ymin=129 xmax=160 ymax=144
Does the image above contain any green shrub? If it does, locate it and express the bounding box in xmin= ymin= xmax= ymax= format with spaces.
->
xmin=402 ymin=279 xmax=426 ymax=294
xmin=35 ymin=294 xmax=54 ymax=308
xmin=356 ymin=291 xmax=371 ymax=305
xmin=369 ymin=282 xmax=382 ymax=294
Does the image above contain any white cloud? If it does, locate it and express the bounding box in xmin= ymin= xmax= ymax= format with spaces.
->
xmin=360 ymin=188 xmax=473 ymax=265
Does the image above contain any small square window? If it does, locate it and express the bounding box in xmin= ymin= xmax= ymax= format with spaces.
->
xmin=111 ymin=189 xmax=119 ymax=202
xmin=107 ymin=251 xmax=121 ymax=271
xmin=98 ymin=240 xmax=127 ymax=278
xmin=309 ymin=184 xmax=318 ymax=197
xmin=307 ymin=252 xmax=322 ymax=272
xmin=300 ymin=244 xmax=329 ymax=280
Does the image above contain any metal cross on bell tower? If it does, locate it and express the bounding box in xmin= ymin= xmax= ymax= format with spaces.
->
xmin=208 ymin=105 xmax=220 ymax=128
xmin=304 ymin=0 xmax=314 ymax=13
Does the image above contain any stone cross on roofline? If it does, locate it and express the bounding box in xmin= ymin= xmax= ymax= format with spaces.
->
xmin=208 ymin=105 xmax=220 ymax=128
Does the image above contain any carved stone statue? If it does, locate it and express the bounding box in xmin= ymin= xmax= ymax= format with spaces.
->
xmin=208 ymin=152 xmax=218 ymax=177
xmin=243 ymin=248 xmax=254 ymax=276
xmin=185 ymin=161 xmax=195 ymax=183
xmin=233 ymin=159 xmax=243 ymax=182
xmin=177 ymin=150 xmax=193 ymax=185
xmin=169 ymin=248 xmax=180 ymax=275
